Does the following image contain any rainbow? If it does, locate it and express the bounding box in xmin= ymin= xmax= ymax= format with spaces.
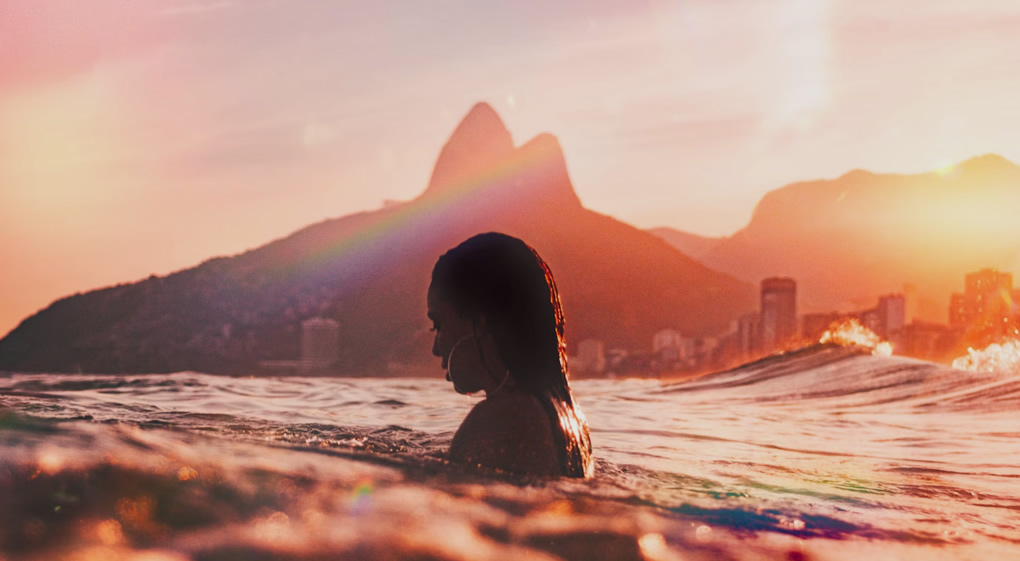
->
xmin=277 ymin=140 xmax=556 ymax=280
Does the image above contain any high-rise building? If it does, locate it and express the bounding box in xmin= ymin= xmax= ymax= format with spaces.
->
xmin=301 ymin=317 xmax=340 ymax=370
xmin=876 ymin=294 xmax=906 ymax=339
xmin=737 ymin=312 xmax=761 ymax=358
xmin=966 ymin=268 xmax=1013 ymax=296
xmin=949 ymin=269 xmax=1014 ymax=329
xmin=876 ymin=294 xmax=906 ymax=347
xmin=949 ymin=293 xmax=969 ymax=327
xmin=760 ymin=277 xmax=797 ymax=351
xmin=903 ymin=283 xmax=919 ymax=324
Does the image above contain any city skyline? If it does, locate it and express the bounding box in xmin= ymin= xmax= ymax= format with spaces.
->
xmin=3 ymin=0 xmax=1020 ymax=338
xmin=573 ymin=265 xmax=1019 ymax=378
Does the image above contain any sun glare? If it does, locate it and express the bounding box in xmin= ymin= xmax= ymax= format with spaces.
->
xmin=935 ymin=162 xmax=956 ymax=176
xmin=2 ymin=77 xmax=128 ymax=216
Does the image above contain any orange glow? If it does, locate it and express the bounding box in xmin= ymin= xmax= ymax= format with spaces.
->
xmin=253 ymin=511 xmax=291 ymax=541
xmin=93 ymin=519 xmax=125 ymax=546
xmin=116 ymin=495 xmax=155 ymax=525
xmin=2 ymin=79 xmax=131 ymax=218
xmin=820 ymin=319 xmax=892 ymax=357
xmin=1000 ymin=288 xmax=1015 ymax=312
xmin=115 ymin=494 xmax=170 ymax=540
xmin=2 ymin=0 xmax=1020 ymax=345
xmin=952 ymin=338 xmax=1020 ymax=373
xmin=36 ymin=449 xmax=66 ymax=474
xmin=638 ymin=533 xmax=669 ymax=559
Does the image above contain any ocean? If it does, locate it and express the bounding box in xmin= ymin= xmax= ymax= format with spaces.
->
xmin=2 ymin=340 xmax=1019 ymax=561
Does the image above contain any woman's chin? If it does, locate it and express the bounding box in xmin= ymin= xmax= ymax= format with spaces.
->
xmin=452 ymin=381 xmax=481 ymax=395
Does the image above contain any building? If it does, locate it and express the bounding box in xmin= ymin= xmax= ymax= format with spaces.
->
xmin=760 ymin=277 xmax=797 ymax=351
xmin=950 ymin=269 xmax=1014 ymax=327
xmin=802 ymin=312 xmax=844 ymax=342
xmin=966 ymin=268 xmax=1013 ymax=296
xmin=697 ymin=337 xmax=720 ymax=360
xmin=948 ymin=293 xmax=969 ymax=328
xmin=903 ymin=283 xmax=919 ymax=324
xmin=875 ymin=294 xmax=906 ymax=344
xmin=301 ymin=317 xmax=340 ymax=370
xmin=652 ymin=329 xmax=682 ymax=354
xmin=737 ymin=312 xmax=762 ymax=358
xmin=900 ymin=322 xmax=959 ymax=361
xmin=949 ymin=269 xmax=1017 ymax=344
xmin=858 ymin=308 xmax=880 ymax=335
xmin=574 ymin=339 xmax=606 ymax=374
xmin=803 ymin=294 xmax=906 ymax=351
xmin=652 ymin=329 xmax=697 ymax=365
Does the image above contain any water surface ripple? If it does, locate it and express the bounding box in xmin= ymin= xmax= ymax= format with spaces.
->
xmin=2 ymin=344 xmax=1019 ymax=560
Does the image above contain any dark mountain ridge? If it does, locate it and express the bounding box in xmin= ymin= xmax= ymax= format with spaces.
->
xmin=0 ymin=103 xmax=754 ymax=374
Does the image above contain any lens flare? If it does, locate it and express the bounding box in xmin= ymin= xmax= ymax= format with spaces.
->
xmin=350 ymin=479 xmax=374 ymax=514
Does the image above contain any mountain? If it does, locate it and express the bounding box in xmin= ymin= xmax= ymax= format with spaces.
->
xmin=653 ymin=154 xmax=1020 ymax=320
xmin=645 ymin=228 xmax=723 ymax=261
xmin=0 ymin=103 xmax=755 ymax=374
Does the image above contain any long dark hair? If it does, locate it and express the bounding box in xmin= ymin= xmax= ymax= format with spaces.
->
xmin=430 ymin=232 xmax=593 ymax=477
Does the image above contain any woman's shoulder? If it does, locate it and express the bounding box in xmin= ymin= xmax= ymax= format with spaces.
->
xmin=469 ymin=391 xmax=547 ymax=423
xmin=459 ymin=392 xmax=555 ymax=442
xmin=448 ymin=392 xmax=560 ymax=476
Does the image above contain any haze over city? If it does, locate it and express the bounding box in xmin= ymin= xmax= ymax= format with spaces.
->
xmin=3 ymin=0 xmax=1020 ymax=337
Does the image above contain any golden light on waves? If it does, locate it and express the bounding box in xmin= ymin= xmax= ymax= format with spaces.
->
xmin=819 ymin=319 xmax=893 ymax=357
xmin=952 ymin=338 xmax=1020 ymax=374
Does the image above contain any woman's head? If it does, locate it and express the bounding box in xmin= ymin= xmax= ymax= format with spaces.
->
xmin=428 ymin=232 xmax=571 ymax=401
xmin=429 ymin=232 xmax=593 ymax=477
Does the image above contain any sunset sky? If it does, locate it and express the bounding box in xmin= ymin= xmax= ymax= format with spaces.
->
xmin=2 ymin=0 xmax=1020 ymax=337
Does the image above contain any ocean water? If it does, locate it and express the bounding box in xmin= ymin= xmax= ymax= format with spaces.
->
xmin=2 ymin=342 xmax=1019 ymax=561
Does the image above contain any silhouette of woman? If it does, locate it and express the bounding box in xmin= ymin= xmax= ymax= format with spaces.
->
xmin=428 ymin=232 xmax=594 ymax=478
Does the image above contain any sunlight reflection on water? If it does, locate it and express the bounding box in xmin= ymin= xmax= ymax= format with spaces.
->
xmin=952 ymin=338 xmax=1020 ymax=374
xmin=2 ymin=345 xmax=1020 ymax=559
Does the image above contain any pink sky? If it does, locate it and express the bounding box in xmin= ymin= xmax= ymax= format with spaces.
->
xmin=2 ymin=0 xmax=1020 ymax=337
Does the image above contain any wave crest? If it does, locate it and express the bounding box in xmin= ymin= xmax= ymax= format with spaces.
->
xmin=952 ymin=339 xmax=1020 ymax=374
xmin=819 ymin=319 xmax=893 ymax=357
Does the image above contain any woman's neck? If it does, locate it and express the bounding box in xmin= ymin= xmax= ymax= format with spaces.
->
xmin=484 ymin=370 xmax=514 ymax=397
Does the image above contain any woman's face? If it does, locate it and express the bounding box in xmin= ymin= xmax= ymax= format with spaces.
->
xmin=427 ymin=286 xmax=489 ymax=394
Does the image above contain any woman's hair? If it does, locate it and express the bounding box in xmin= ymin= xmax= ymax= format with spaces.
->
xmin=431 ymin=232 xmax=593 ymax=477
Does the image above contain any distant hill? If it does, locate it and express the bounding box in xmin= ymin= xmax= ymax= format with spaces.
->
xmin=651 ymin=155 xmax=1020 ymax=321
xmin=645 ymin=228 xmax=723 ymax=261
xmin=0 ymin=103 xmax=755 ymax=374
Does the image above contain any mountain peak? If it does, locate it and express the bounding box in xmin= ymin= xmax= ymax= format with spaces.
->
xmin=424 ymin=102 xmax=514 ymax=195
xmin=463 ymin=102 xmax=508 ymax=133
xmin=957 ymin=153 xmax=1016 ymax=175
xmin=419 ymin=103 xmax=582 ymax=211
xmin=503 ymin=132 xmax=582 ymax=210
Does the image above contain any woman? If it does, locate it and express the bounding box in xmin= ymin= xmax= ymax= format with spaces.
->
xmin=427 ymin=232 xmax=594 ymax=478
